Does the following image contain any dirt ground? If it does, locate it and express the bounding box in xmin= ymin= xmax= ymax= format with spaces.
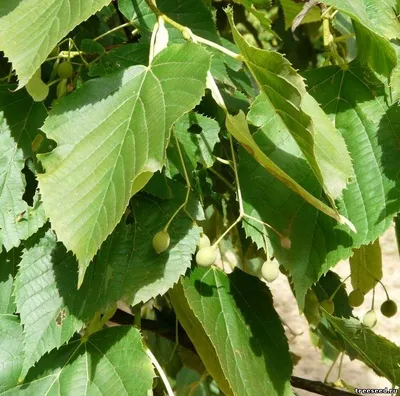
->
xmin=270 ymin=224 xmax=400 ymax=395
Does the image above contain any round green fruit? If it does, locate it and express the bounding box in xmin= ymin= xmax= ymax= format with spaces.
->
xmin=152 ymin=230 xmax=170 ymax=254
xmin=363 ymin=310 xmax=377 ymax=328
xmin=348 ymin=289 xmax=364 ymax=307
xmin=320 ymin=300 xmax=334 ymax=314
xmin=196 ymin=247 xmax=217 ymax=267
xmin=261 ymin=261 xmax=279 ymax=283
xmin=198 ymin=234 xmax=211 ymax=249
xmin=380 ymin=300 xmax=397 ymax=318
xmin=57 ymin=61 xmax=73 ymax=79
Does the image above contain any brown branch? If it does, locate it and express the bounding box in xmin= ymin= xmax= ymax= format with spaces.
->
xmin=110 ymin=309 xmax=354 ymax=396
xmin=291 ymin=377 xmax=354 ymax=396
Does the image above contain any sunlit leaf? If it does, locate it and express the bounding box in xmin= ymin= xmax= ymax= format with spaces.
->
xmin=38 ymin=43 xmax=210 ymax=283
xmin=0 ymin=0 xmax=111 ymax=88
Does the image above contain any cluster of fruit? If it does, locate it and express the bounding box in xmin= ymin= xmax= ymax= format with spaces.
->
xmin=320 ymin=287 xmax=397 ymax=328
xmin=152 ymin=230 xmax=397 ymax=328
xmin=152 ymin=230 xmax=280 ymax=282
xmin=349 ymin=288 xmax=397 ymax=328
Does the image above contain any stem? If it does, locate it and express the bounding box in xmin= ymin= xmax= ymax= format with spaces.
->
xmin=371 ymin=286 xmax=375 ymax=310
xmin=208 ymin=167 xmax=234 ymax=190
xmin=144 ymin=0 xmax=241 ymax=60
xmin=94 ymin=22 xmax=136 ymax=41
xmin=193 ymin=35 xmax=242 ymax=60
xmin=212 ymin=215 xmax=243 ymax=248
xmin=329 ymin=275 xmax=351 ymax=301
xmin=363 ymin=265 xmax=390 ymax=300
xmin=47 ymin=78 xmax=62 ymax=87
xmin=68 ymin=39 xmax=89 ymax=67
xmin=163 ymin=129 xmax=191 ymax=232
xmin=324 ymin=354 xmax=339 ymax=383
xmin=337 ymin=352 xmax=344 ymax=380
xmin=229 ymin=134 xmax=244 ymax=215
xmin=243 ymin=213 xmax=285 ymax=239
xmin=133 ymin=304 xmax=142 ymax=328
xmin=145 ymin=348 xmax=174 ymax=396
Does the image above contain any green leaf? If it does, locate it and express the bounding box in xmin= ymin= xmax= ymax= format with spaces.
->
xmin=2 ymin=326 xmax=155 ymax=395
xmin=232 ymin=0 xmax=276 ymax=35
xmin=88 ymin=43 xmax=150 ymax=77
xmin=226 ymin=8 xmax=354 ymax=205
xmin=0 ymin=0 xmax=111 ymax=88
xmin=350 ymin=239 xmax=383 ymax=294
xmin=0 ymin=113 xmax=46 ymax=252
xmin=170 ymin=281 xmax=232 ymax=395
xmin=37 ymin=43 xmax=211 ymax=284
xmin=14 ymin=195 xmax=200 ymax=375
xmin=280 ymin=0 xmax=321 ymax=30
xmin=0 ymin=315 xmax=24 ymax=392
xmin=0 ymin=247 xmax=21 ymax=314
xmin=171 ymin=268 xmax=294 ymax=396
xmin=324 ymin=0 xmax=400 ymax=76
xmin=14 ymin=230 xmax=84 ymax=377
xmin=119 ymin=0 xmax=242 ymax=87
xmin=326 ymin=314 xmax=400 ymax=385
xmin=225 ymin=111 xmax=351 ymax=227
xmin=168 ymin=113 xmax=220 ymax=180
xmin=0 ymin=85 xmax=47 ymax=161
xmin=118 ymin=0 xmax=156 ymax=30
xmin=240 ymin=62 xmax=400 ymax=308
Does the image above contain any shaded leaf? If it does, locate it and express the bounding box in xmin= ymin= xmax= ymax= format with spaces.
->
xmin=0 ymin=247 xmax=21 ymax=314
xmin=0 ymin=315 xmax=24 ymax=392
xmin=2 ymin=326 xmax=155 ymax=395
xmin=350 ymin=239 xmax=383 ymax=294
xmin=0 ymin=0 xmax=111 ymax=88
xmin=240 ymin=62 xmax=400 ymax=308
xmin=326 ymin=314 xmax=400 ymax=385
xmin=280 ymin=0 xmax=321 ymax=30
xmin=226 ymin=8 xmax=354 ymax=205
xmin=0 ymin=114 xmax=46 ymax=252
xmin=14 ymin=230 xmax=84 ymax=377
xmin=38 ymin=43 xmax=210 ymax=284
xmin=88 ymin=43 xmax=150 ymax=77
xmin=168 ymin=113 xmax=220 ymax=180
xmin=0 ymin=85 xmax=47 ymax=165
xmin=171 ymin=267 xmax=294 ymax=396
xmin=225 ymin=111 xmax=351 ymax=227
xmin=14 ymin=194 xmax=200 ymax=374
xmin=324 ymin=0 xmax=400 ymax=76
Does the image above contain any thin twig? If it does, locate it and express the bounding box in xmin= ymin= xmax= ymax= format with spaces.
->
xmin=291 ymin=376 xmax=354 ymax=396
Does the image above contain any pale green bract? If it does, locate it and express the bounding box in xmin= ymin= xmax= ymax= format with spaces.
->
xmin=350 ymin=239 xmax=383 ymax=293
xmin=226 ymin=8 xmax=354 ymax=205
xmin=240 ymin=62 xmax=400 ymax=308
xmin=38 ymin=43 xmax=211 ymax=284
xmin=0 ymin=0 xmax=111 ymax=88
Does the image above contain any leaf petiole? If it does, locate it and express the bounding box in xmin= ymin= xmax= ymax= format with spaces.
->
xmin=163 ymin=129 xmax=192 ymax=232
xmin=144 ymin=0 xmax=241 ymax=60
